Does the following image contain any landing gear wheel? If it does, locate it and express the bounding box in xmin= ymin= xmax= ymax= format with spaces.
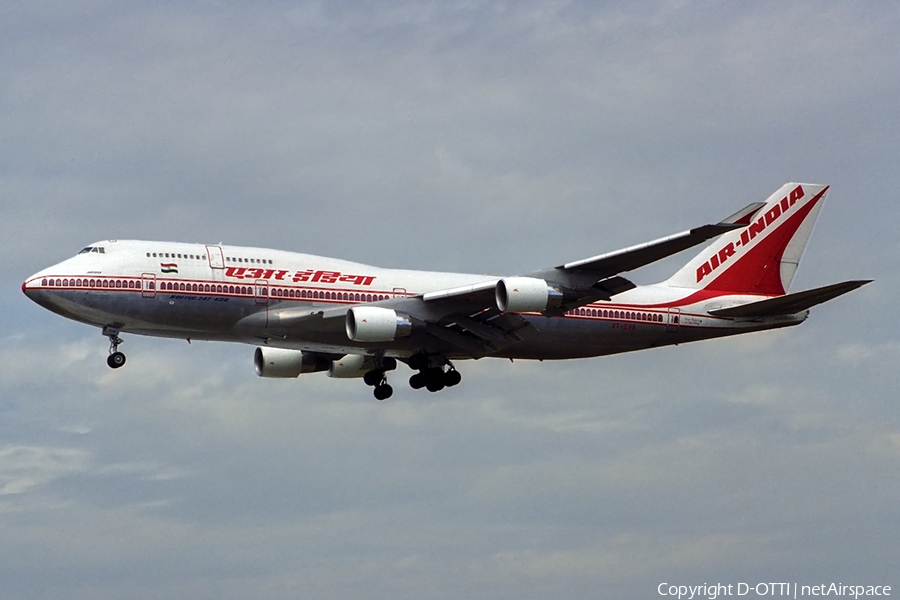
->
xmin=107 ymin=352 xmax=126 ymax=369
xmin=444 ymin=369 xmax=462 ymax=387
xmin=408 ymin=353 xmax=428 ymax=371
xmin=363 ymin=370 xmax=384 ymax=386
xmin=374 ymin=384 xmax=393 ymax=401
xmin=425 ymin=369 xmax=445 ymax=392
xmin=409 ymin=373 xmax=426 ymax=390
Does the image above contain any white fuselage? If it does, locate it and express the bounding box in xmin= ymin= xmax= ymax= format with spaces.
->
xmin=23 ymin=240 xmax=804 ymax=361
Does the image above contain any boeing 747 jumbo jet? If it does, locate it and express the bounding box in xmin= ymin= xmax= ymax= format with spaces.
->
xmin=23 ymin=183 xmax=869 ymax=400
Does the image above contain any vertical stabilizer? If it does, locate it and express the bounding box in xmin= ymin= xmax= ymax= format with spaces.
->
xmin=664 ymin=183 xmax=828 ymax=295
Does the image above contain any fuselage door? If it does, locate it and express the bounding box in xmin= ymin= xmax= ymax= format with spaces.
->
xmin=666 ymin=307 xmax=681 ymax=333
xmin=141 ymin=273 xmax=156 ymax=299
xmin=206 ymin=245 xmax=225 ymax=269
xmin=393 ymin=287 xmax=407 ymax=298
xmin=255 ymin=279 xmax=269 ymax=306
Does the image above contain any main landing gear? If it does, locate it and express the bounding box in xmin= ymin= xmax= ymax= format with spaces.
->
xmin=361 ymin=355 xmax=462 ymax=400
xmin=363 ymin=357 xmax=397 ymax=401
xmin=103 ymin=326 xmax=126 ymax=369
xmin=407 ymin=354 xmax=462 ymax=393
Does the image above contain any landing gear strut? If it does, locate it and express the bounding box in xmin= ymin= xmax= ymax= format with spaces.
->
xmin=103 ymin=326 xmax=126 ymax=369
xmin=407 ymin=354 xmax=461 ymax=393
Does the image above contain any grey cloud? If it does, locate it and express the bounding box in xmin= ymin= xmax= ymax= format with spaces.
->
xmin=2 ymin=1 xmax=897 ymax=598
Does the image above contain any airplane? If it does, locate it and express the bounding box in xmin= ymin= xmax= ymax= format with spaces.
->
xmin=22 ymin=183 xmax=870 ymax=400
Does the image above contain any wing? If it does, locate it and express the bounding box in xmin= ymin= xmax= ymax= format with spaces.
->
xmin=527 ymin=200 xmax=765 ymax=295
xmin=245 ymin=201 xmax=764 ymax=358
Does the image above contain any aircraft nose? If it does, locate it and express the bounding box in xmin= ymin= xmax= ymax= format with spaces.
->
xmin=23 ymin=274 xmax=39 ymax=299
xmin=23 ymin=272 xmax=46 ymax=303
xmin=22 ymin=271 xmax=56 ymax=308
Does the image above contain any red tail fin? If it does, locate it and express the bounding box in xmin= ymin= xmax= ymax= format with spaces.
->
xmin=664 ymin=183 xmax=828 ymax=295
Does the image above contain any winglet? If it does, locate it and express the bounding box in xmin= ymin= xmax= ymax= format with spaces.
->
xmin=720 ymin=202 xmax=766 ymax=226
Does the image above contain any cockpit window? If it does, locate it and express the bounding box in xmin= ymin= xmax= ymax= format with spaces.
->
xmin=77 ymin=247 xmax=106 ymax=255
xmin=78 ymin=247 xmax=93 ymax=254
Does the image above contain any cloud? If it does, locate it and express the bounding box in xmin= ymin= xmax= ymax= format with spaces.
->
xmin=0 ymin=444 xmax=90 ymax=497
xmin=2 ymin=1 xmax=898 ymax=598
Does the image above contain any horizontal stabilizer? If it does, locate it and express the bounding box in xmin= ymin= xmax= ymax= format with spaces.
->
xmin=709 ymin=280 xmax=872 ymax=318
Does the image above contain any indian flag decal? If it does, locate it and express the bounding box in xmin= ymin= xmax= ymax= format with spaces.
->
xmin=160 ymin=263 xmax=178 ymax=273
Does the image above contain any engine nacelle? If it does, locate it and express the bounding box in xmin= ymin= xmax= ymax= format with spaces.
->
xmin=495 ymin=277 xmax=564 ymax=313
xmin=328 ymin=354 xmax=374 ymax=378
xmin=254 ymin=347 xmax=330 ymax=378
xmin=345 ymin=306 xmax=413 ymax=342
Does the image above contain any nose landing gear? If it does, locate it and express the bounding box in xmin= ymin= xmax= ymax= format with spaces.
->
xmin=103 ymin=326 xmax=126 ymax=369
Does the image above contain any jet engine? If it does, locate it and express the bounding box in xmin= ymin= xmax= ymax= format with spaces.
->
xmin=345 ymin=307 xmax=413 ymax=342
xmin=328 ymin=354 xmax=373 ymax=378
xmin=254 ymin=347 xmax=331 ymax=378
xmin=495 ymin=277 xmax=564 ymax=313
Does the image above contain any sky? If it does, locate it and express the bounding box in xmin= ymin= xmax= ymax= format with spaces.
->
xmin=1 ymin=1 xmax=898 ymax=598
